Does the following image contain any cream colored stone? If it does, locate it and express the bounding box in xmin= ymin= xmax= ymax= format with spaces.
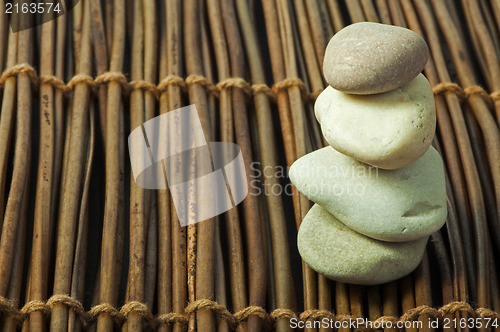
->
xmin=297 ymin=204 xmax=428 ymax=285
xmin=289 ymin=146 xmax=447 ymax=242
xmin=323 ymin=22 xmax=429 ymax=94
xmin=315 ymin=74 xmax=436 ymax=169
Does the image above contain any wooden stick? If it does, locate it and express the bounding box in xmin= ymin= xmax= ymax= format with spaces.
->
xmin=0 ymin=5 xmax=32 ymax=306
xmin=2 ymin=161 xmax=29 ymax=332
xmin=86 ymin=2 xmax=110 ymax=329
xmin=97 ymin=0 xmax=126 ymax=330
xmin=416 ymin=0 xmax=476 ymax=303
xmin=479 ymin=0 xmax=500 ymax=60
xmin=72 ymin=0 xmax=83 ymax=70
xmin=349 ymin=284 xmax=363 ymax=323
xmin=235 ymin=1 xmax=296 ymax=331
xmin=335 ymin=283 xmax=349 ymax=332
xmin=360 ymin=0 xmax=380 ymax=22
xmin=432 ymin=132 xmax=458 ymax=330
xmin=50 ymin=1 xmax=93 ymax=329
xmin=10 ymin=6 xmax=33 ymax=324
xmin=154 ymin=3 xmax=170 ymax=330
xmin=54 ymin=25 xmax=75 ymax=332
xmin=262 ymin=9 xmax=302 ymax=258
xmin=87 ymin=2 xmax=111 ymax=328
xmin=292 ymin=5 xmax=319 ymax=155
xmin=116 ymin=98 xmax=127 ymax=315
xmin=156 ymin=1 xmax=181 ymax=332
xmin=411 ymin=0 xmax=476 ymax=303
xmin=142 ymin=0 xmax=157 ymax=226
xmin=463 ymin=101 xmax=499 ymax=253
xmin=156 ymin=92 xmax=174 ymax=332
xmin=387 ymin=0 xmax=407 ymax=27
xmin=90 ymin=0 xmax=109 ymax=141
xmin=400 ymin=276 xmax=417 ymax=332
xmin=375 ymin=0 xmax=392 ymax=24
xmin=142 ymin=0 xmax=159 ymax=324
xmin=125 ymin=0 xmax=134 ymax=47
xmin=221 ymin=1 xmax=267 ymax=331
xmin=413 ymin=252 xmax=434 ymax=332
xmin=279 ymin=0 xmax=316 ymax=305
xmin=345 ymin=0 xmax=365 ymax=23
xmin=435 ymin=138 xmax=465 ymax=332
xmin=199 ymin=1 xmax=230 ymax=331
xmin=51 ymin=0 xmax=68 ymax=270
xmin=461 ymin=0 xmax=491 ymax=89
xmin=200 ymin=0 xmax=216 ymax=136
xmin=445 ymin=195 xmax=468 ymax=302
xmin=463 ymin=0 xmax=500 ymax=235
xmin=114 ymin=4 xmax=126 ymax=296
xmin=304 ymin=0 xmax=327 ymax=69
xmin=492 ymin=0 xmax=500 ymax=37
xmin=214 ymin=218 xmax=230 ymax=332
xmin=366 ymin=286 xmax=381 ymax=324
xmin=489 ymin=246 xmax=500 ymax=312
xmin=0 ymin=0 xmax=7 ymax=72
xmin=184 ymin=1 xmax=216 ymax=331
xmin=144 ymin=195 xmax=158 ymax=309
xmin=316 ymin=0 xmax=333 ymax=41
xmin=68 ymin=103 xmax=95 ymax=332
xmin=430 ymin=0 xmax=493 ymax=310
xmin=295 ymin=1 xmax=332 ymax=320
xmin=430 ymin=230 xmax=454 ymax=304
xmin=29 ymin=7 xmax=56 ymax=331
xmin=0 ymin=16 xmax=19 ymax=234
xmin=294 ymin=0 xmax=324 ymax=95
xmin=399 ymin=3 xmax=457 ymax=328
xmin=87 ymin=275 xmax=101 ymax=332
xmin=276 ymin=0 xmax=310 ymax=160
xmin=104 ymin=0 xmax=113 ymax=53
xmin=261 ymin=0 xmax=297 ymax=167
xmin=126 ymin=1 xmax=147 ymax=330
xmin=206 ymin=1 xmax=248 ymax=331
xmin=86 ymin=44 xmax=101 ymax=332
xmin=382 ymin=282 xmax=398 ymax=332
xmin=294 ymin=0 xmax=326 ymax=149
xmin=325 ymin=0 xmax=344 ymax=33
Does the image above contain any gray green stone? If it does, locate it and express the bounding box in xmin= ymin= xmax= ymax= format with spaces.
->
xmin=297 ymin=204 xmax=428 ymax=285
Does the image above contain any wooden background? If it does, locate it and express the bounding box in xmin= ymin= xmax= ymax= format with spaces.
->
xmin=0 ymin=0 xmax=499 ymax=331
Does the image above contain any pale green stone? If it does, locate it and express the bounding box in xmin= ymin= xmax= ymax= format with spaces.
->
xmin=315 ymin=74 xmax=436 ymax=169
xmin=289 ymin=146 xmax=447 ymax=242
xmin=297 ymin=204 xmax=428 ymax=285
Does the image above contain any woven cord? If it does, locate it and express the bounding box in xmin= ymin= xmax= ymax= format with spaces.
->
xmin=432 ymin=81 xmax=499 ymax=106
xmin=1 ymin=294 xmax=499 ymax=329
xmin=3 ymin=64 xmax=495 ymax=106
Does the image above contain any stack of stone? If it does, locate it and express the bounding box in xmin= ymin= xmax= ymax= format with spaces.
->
xmin=290 ymin=22 xmax=447 ymax=285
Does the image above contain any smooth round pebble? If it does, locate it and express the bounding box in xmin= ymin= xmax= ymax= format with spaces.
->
xmin=289 ymin=146 xmax=447 ymax=242
xmin=297 ymin=204 xmax=428 ymax=285
xmin=323 ymin=22 xmax=429 ymax=94
xmin=315 ymin=73 xmax=436 ymax=169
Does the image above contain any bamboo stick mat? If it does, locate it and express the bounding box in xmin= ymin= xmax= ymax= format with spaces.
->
xmin=0 ymin=0 xmax=499 ymax=331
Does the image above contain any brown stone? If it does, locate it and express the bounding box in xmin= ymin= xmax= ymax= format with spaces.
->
xmin=323 ymin=22 xmax=429 ymax=94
